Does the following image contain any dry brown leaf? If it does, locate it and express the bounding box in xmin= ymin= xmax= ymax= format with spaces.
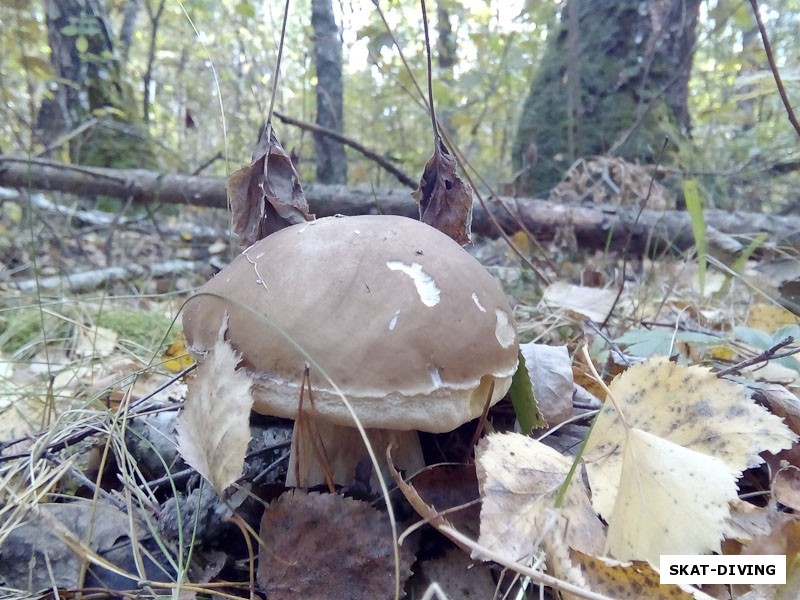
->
xmin=731 ymin=506 xmax=800 ymax=600
xmin=773 ymin=465 xmax=800 ymax=511
xmin=542 ymin=282 xmax=618 ymax=323
xmin=725 ymin=499 xmax=772 ymax=542
xmin=521 ymin=342 xmax=574 ymax=427
xmin=412 ymin=139 xmax=473 ymax=246
xmin=584 ymin=357 xmax=797 ymax=564
xmin=175 ymin=317 xmax=254 ymax=495
xmin=389 ymin=460 xmax=480 ymax=554
xmin=475 ymin=432 xmax=605 ymax=564
xmin=73 ymin=325 xmax=117 ymax=358
xmin=755 ymin=384 xmax=800 ymax=437
xmin=0 ymin=501 xmax=161 ymax=592
xmin=257 ymin=490 xmax=414 ymax=599
xmin=409 ymin=548 xmax=498 ymax=599
xmin=570 ymin=552 xmax=703 ymax=600
xmin=228 ymin=125 xmax=313 ymax=247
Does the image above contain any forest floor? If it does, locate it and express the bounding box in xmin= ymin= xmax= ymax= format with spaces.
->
xmin=1 ymin=186 xmax=799 ymax=599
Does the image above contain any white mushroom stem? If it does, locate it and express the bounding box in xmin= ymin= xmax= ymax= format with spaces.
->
xmin=285 ymin=418 xmax=425 ymax=489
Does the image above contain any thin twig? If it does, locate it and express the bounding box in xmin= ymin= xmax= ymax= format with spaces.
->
xmin=419 ymin=0 xmax=438 ymax=145
xmin=273 ymin=111 xmax=416 ymax=187
xmin=716 ymin=336 xmax=798 ymax=378
xmin=749 ymin=0 xmax=800 ymax=139
xmin=265 ymin=0 xmax=291 ymax=129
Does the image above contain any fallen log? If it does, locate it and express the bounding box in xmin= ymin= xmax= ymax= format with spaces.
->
xmin=2 ymin=156 xmax=797 ymax=255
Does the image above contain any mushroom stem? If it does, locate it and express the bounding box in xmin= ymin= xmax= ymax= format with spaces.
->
xmin=286 ymin=419 xmax=425 ymax=489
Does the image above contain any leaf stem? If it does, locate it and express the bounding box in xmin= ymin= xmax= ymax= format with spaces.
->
xmin=419 ymin=0 xmax=439 ymax=145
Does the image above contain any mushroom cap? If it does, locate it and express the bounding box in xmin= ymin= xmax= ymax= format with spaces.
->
xmin=182 ymin=215 xmax=518 ymax=432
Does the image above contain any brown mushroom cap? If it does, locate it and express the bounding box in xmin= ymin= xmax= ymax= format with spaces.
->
xmin=182 ymin=215 xmax=518 ymax=433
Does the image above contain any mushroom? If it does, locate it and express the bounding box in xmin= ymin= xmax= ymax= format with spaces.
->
xmin=182 ymin=215 xmax=518 ymax=488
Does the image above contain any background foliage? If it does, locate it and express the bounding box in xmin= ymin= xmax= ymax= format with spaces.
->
xmin=0 ymin=0 xmax=798 ymax=211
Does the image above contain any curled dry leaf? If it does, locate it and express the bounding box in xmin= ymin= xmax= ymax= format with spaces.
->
xmin=413 ymin=138 xmax=473 ymax=246
xmin=257 ymin=490 xmax=414 ymax=600
xmin=773 ymin=465 xmax=800 ymax=511
xmin=521 ymin=342 xmax=573 ymax=427
xmin=175 ymin=316 xmax=255 ymax=495
xmin=228 ymin=125 xmax=314 ymax=247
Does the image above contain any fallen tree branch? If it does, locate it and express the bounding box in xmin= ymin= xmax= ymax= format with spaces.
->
xmin=2 ymin=156 xmax=798 ymax=255
xmin=10 ymin=259 xmax=199 ymax=294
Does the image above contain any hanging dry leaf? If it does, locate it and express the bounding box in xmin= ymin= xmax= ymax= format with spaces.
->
xmin=257 ymin=490 xmax=414 ymax=600
xmin=475 ymin=432 xmax=605 ymax=564
xmin=228 ymin=125 xmax=314 ymax=247
xmin=175 ymin=317 xmax=254 ymax=495
xmin=413 ymin=139 xmax=473 ymax=246
xmin=584 ymin=357 xmax=798 ymax=564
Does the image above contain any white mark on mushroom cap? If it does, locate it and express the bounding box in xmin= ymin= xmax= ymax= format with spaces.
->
xmin=388 ymin=309 xmax=401 ymax=331
xmin=494 ymin=309 xmax=516 ymax=348
xmin=472 ymin=292 xmax=486 ymax=312
xmin=427 ymin=364 xmax=443 ymax=387
xmin=386 ymin=261 xmax=441 ymax=307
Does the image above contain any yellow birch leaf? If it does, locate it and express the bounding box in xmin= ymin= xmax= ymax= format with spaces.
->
xmin=162 ymin=333 xmax=194 ymax=372
xmin=607 ymin=428 xmax=737 ymax=563
xmin=585 ymin=357 xmax=797 ymax=564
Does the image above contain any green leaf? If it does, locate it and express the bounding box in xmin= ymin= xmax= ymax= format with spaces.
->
xmin=615 ymin=328 xmax=723 ymax=358
xmin=683 ymin=178 xmax=707 ymax=295
xmin=235 ymin=1 xmax=255 ymax=18
xmin=730 ymin=232 xmax=767 ymax=273
xmin=508 ymin=351 xmax=546 ymax=434
xmin=75 ymin=35 xmax=89 ymax=53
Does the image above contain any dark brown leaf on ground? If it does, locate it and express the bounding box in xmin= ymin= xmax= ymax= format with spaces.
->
xmin=257 ymin=490 xmax=414 ymax=599
xmin=412 ymin=139 xmax=473 ymax=246
xmin=228 ymin=125 xmax=314 ymax=247
xmin=408 ymin=548 xmax=497 ymax=599
xmin=0 ymin=501 xmax=167 ymax=593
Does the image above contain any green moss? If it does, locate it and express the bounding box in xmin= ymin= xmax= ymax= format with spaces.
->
xmin=95 ymin=308 xmax=177 ymax=349
xmin=0 ymin=307 xmax=69 ymax=355
xmin=0 ymin=303 xmax=179 ymax=358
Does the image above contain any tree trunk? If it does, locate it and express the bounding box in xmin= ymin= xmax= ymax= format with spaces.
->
xmin=513 ymin=0 xmax=701 ymax=195
xmin=310 ymin=0 xmax=346 ymax=184
xmin=37 ymin=0 xmax=154 ymax=169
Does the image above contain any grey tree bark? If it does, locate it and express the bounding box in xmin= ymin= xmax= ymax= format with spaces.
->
xmin=513 ymin=0 xmax=701 ymax=196
xmin=37 ymin=0 xmax=154 ymax=168
xmin=310 ymin=0 xmax=346 ymax=184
